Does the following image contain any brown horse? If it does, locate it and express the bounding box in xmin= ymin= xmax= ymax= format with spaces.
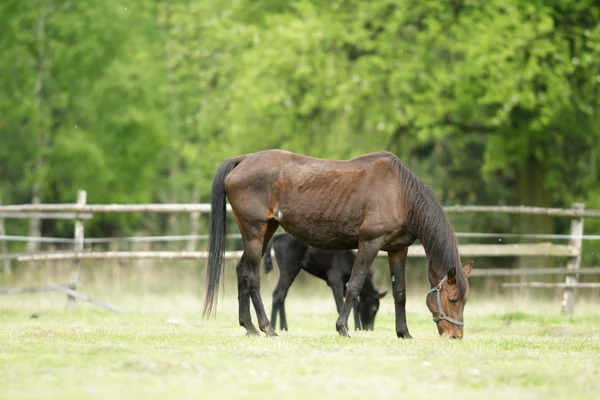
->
xmin=202 ymin=150 xmax=473 ymax=339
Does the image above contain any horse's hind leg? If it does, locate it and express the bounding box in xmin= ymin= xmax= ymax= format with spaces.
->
xmin=244 ymin=221 xmax=279 ymax=337
xmin=236 ymin=258 xmax=260 ymax=336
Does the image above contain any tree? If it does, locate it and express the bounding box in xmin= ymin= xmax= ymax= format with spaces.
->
xmin=0 ymin=0 xmax=170 ymax=240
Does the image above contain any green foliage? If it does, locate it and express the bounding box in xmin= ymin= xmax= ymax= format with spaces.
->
xmin=0 ymin=0 xmax=599 ymax=263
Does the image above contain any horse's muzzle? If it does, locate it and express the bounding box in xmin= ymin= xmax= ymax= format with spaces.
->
xmin=362 ymin=324 xmax=374 ymax=331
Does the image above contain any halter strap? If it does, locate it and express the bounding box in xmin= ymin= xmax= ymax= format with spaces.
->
xmin=427 ymin=275 xmax=464 ymax=327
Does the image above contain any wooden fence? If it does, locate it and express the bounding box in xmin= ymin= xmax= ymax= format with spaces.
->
xmin=1 ymin=190 xmax=599 ymax=314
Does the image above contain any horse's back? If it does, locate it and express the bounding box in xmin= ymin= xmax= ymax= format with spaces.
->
xmin=224 ymin=150 xmax=407 ymax=250
xmin=278 ymin=152 xmax=403 ymax=248
xmin=235 ymin=149 xmax=397 ymax=168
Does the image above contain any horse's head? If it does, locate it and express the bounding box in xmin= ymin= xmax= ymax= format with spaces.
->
xmin=358 ymin=290 xmax=387 ymax=330
xmin=426 ymin=261 xmax=473 ymax=339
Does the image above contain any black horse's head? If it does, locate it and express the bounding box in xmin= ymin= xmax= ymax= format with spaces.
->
xmin=358 ymin=290 xmax=387 ymax=330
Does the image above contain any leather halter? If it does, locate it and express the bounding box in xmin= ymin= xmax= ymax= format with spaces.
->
xmin=427 ymin=275 xmax=464 ymax=327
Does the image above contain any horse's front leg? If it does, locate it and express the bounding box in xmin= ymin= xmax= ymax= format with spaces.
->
xmin=337 ymin=284 xmax=361 ymax=330
xmin=388 ymin=248 xmax=412 ymax=339
xmin=335 ymin=240 xmax=381 ymax=337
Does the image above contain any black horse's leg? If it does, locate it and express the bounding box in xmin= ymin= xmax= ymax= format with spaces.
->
xmin=335 ymin=240 xmax=381 ymax=337
xmin=236 ymin=257 xmax=260 ymax=336
xmin=271 ymin=262 xmax=301 ymax=331
xmin=388 ymin=248 xmax=412 ymax=339
xmin=327 ymin=275 xmax=345 ymax=314
xmin=352 ymin=300 xmax=361 ymax=331
xmin=279 ymin=297 xmax=288 ymax=331
xmin=270 ymin=299 xmax=278 ymax=332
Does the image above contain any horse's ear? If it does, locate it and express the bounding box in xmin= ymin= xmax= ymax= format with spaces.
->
xmin=463 ymin=261 xmax=473 ymax=278
xmin=447 ymin=266 xmax=457 ymax=283
xmin=376 ymin=291 xmax=388 ymax=299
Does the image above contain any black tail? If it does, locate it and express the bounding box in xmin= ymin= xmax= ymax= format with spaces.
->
xmin=202 ymin=156 xmax=245 ymax=318
xmin=263 ymin=235 xmax=278 ymax=274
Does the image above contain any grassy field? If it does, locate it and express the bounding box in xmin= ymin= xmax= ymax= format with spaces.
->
xmin=1 ymin=264 xmax=600 ymax=400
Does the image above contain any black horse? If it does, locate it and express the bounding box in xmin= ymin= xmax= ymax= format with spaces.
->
xmin=263 ymin=233 xmax=387 ymax=331
xmin=203 ymin=150 xmax=473 ymax=339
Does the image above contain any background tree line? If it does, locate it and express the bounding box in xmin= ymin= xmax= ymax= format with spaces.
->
xmin=1 ymin=0 xmax=599 ymax=266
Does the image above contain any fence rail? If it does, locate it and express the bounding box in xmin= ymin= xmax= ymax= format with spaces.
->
xmin=2 ymin=202 xmax=600 ymax=217
xmin=0 ymin=212 xmax=94 ymax=220
xmin=1 ymin=193 xmax=599 ymax=315
xmin=502 ymin=282 xmax=600 ymax=289
xmin=4 ymin=231 xmax=600 ymax=245
xmin=469 ymin=267 xmax=600 ymax=277
xmin=8 ymin=242 xmax=580 ymax=262
xmin=0 ymin=203 xmax=220 ymax=213
xmin=10 ymin=242 xmax=579 ymax=262
xmin=443 ymin=205 xmax=600 ymax=217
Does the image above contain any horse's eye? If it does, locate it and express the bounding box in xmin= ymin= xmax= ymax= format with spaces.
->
xmin=448 ymin=298 xmax=457 ymax=304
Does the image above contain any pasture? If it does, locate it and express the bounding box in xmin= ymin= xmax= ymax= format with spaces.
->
xmin=1 ymin=262 xmax=599 ymax=400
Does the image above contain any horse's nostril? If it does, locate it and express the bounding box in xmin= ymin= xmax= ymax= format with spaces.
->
xmin=450 ymin=335 xmax=460 ymax=339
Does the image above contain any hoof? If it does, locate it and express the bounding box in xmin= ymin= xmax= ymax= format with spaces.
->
xmin=266 ymin=330 xmax=279 ymax=338
xmin=397 ymin=331 xmax=413 ymax=339
xmin=245 ymin=330 xmax=260 ymax=337
xmin=336 ymin=323 xmax=351 ymax=338
xmin=260 ymin=324 xmax=278 ymax=338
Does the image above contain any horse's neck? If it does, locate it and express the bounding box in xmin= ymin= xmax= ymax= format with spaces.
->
xmin=425 ymin=259 xmax=445 ymax=287
xmin=414 ymin=219 xmax=458 ymax=286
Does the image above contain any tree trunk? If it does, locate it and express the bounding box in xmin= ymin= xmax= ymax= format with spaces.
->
xmin=517 ymin=155 xmax=554 ymax=269
xmin=159 ymin=1 xmax=182 ymax=237
xmin=26 ymin=183 xmax=42 ymax=256
xmin=0 ymin=198 xmax=11 ymax=274
xmin=27 ymin=8 xmax=50 ymax=268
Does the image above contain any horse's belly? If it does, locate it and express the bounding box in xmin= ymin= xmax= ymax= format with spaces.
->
xmin=276 ymin=211 xmax=359 ymax=251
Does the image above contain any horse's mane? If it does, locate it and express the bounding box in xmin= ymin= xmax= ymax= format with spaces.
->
xmin=387 ymin=154 xmax=468 ymax=299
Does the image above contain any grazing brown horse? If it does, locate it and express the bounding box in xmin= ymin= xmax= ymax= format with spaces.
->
xmin=202 ymin=150 xmax=473 ymax=339
xmin=263 ymin=232 xmax=387 ymax=331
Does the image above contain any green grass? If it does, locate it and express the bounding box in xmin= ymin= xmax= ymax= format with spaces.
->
xmin=1 ymin=285 xmax=600 ymax=400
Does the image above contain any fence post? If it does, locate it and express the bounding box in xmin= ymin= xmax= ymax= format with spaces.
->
xmin=0 ymin=198 xmax=11 ymax=274
xmin=561 ymin=203 xmax=584 ymax=315
xmin=26 ymin=192 xmax=42 ymax=269
xmin=66 ymin=190 xmax=87 ymax=310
